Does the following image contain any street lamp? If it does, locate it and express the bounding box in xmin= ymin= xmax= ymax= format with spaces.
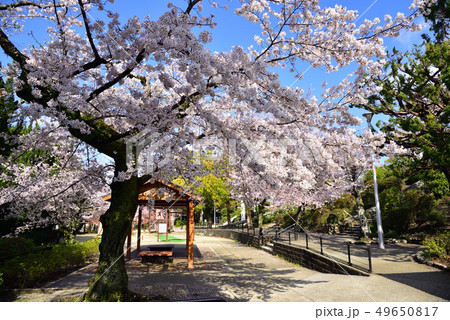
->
xmin=363 ymin=112 xmax=385 ymax=250
xmin=213 ymin=201 xmax=216 ymax=228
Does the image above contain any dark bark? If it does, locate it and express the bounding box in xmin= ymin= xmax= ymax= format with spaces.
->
xmin=296 ymin=204 xmax=304 ymax=224
xmin=84 ymin=169 xmax=139 ymax=301
xmin=257 ymin=199 xmax=266 ymax=227
xmin=258 ymin=207 xmax=263 ymax=227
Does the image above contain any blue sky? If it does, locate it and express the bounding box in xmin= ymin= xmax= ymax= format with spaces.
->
xmin=2 ymin=0 xmax=428 ymax=135
xmin=108 ymin=0 xmax=427 ymax=135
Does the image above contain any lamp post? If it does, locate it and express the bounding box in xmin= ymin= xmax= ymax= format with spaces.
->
xmin=363 ymin=112 xmax=385 ymax=250
xmin=213 ymin=201 xmax=216 ymax=228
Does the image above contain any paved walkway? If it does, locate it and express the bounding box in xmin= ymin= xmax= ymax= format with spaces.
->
xmin=12 ymin=231 xmax=450 ymax=302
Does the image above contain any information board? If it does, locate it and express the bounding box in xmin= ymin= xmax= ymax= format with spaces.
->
xmin=158 ymin=223 xmax=167 ymax=233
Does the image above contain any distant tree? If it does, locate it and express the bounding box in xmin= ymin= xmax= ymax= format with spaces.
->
xmin=388 ymin=155 xmax=449 ymax=199
xmin=421 ymin=0 xmax=450 ymax=43
xmin=0 ymin=77 xmax=106 ymax=241
xmin=361 ymin=1 xmax=450 ymax=183
xmin=362 ymin=41 xmax=450 ymax=183
xmin=0 ymin=76 xmax=24 ymax=160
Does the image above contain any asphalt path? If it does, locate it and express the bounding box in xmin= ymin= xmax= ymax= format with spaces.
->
xmin=10 ymin=232 xmax=450 ymax=302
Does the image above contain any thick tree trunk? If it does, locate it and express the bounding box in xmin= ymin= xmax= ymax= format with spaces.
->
xmin=258 ymin=207 xmax=263 ymax=227
xmin=84 ymin=174 xmax=139 ymax=301
xmin=246 ymin=206 xmax=253 ymax=230
xmin=226 ymin=203 xmax=231 ymax=225
xmin=257 ymin=200 xmax=265 ymax=227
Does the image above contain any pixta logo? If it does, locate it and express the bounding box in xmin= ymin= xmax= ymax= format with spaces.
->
xmin=125 ymin=129 xmax=173 ymax=175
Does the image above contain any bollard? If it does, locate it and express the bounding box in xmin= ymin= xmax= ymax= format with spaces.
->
xmin=320 ymin=237 xmax=323 ymax=254
xmin=368 ymin=248 xmax=372 ymax=273
xmin=289 ymin=231 xmax=291 ymax=245
xmin=306 ymin=233 xmax=309 ymax=249
xmin=347 ymin=243 xmax=352 ymax=266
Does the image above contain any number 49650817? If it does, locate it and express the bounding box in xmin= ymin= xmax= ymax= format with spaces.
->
xmin=375 ymin=307 xmax=438 ymax=317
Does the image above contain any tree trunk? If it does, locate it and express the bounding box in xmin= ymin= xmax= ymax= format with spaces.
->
xmin=258 ymin=207 xmax=263 ymax=227
xmin=257 ymin=201 xmax=265 ymax=227
xmin=246 ymin=205 xmax=253 ymax=230
xmin=226 ymin=203 xmax=231 ymax=225
xmin=84 ymin=174 xmax=139 ymax=301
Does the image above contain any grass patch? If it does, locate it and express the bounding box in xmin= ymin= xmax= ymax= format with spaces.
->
xmin=155 ymin=234 xmax=184 ymax=242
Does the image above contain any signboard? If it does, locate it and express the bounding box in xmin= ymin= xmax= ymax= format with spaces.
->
xmin=158 ymin=223 xmax=167 ymax=233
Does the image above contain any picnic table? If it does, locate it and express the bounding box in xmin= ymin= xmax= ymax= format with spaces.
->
xmin=138 ymin=244 xmax=174 ymax=263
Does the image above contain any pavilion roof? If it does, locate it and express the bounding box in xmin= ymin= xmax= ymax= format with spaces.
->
xmin=102 ymin=177 xmax=203 ymax=206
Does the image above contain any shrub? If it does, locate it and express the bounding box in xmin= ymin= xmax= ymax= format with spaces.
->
xmin=262 ymin=212 xmax=275 ymax=224
xmin=0 ymin=239 xmax=99 ymax=289
xmin=384 ymin=230 xmax=399 ymax=239
xmin=174 ymin=220 xmax=186 ymax=227
xmin=422 ymin=232 xmax=450 ymax=260
xmin=326 ymin=213 xmax=339 ymax=224
xmin=0 ymin=236 xmax=36 ymax=262
xmin=330 ymin=208 xmax=348 ymax=221
xmin=332 ymin=194 xmax=355 ymax=211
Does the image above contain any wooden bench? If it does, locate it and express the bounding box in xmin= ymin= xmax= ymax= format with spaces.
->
xmin=138 ymin=244 xmax=174 ymax=263
xmin=148 ymin=244 xmax=174 ymax=251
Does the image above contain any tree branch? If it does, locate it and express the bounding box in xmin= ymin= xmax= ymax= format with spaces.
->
xmin=185 ymin=0 xmax=202 ymax=14
xmin=87 ymin=49 xmax=147 ymax=102
xmin=0 ymin=1 xmax=60 ymax=11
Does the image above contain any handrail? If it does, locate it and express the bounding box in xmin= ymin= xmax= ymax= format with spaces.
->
xmin=262 ymin=227 xmax=372 ymax=273
xmin=278 ymin=224 xmax=296 ymax=235
xmin=261 ymin=224 xmax=280 ymax=236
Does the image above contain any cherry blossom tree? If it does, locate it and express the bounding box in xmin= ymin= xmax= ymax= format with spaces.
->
xmin=0 ymin=114 xmax=108 ymax=241
xmin=0 ymin=0 xmax=426 ymax=300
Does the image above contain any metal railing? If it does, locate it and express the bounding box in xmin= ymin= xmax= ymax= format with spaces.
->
xmin=194 ymin=222 xmax=372 ymax=273
xmin=194 ymin=220 xmax=373 ymax=273
xmin=271 ymin=230 xmax=372 ymax=273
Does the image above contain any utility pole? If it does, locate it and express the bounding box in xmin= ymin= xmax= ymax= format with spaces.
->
xmin=363 ymin=112 xmax=385 ymax=249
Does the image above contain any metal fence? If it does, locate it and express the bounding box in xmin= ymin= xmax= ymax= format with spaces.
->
xmin=200 ymin=222 xmax=373 ymax=273
xmin=272 ymin=230 xmax=372 ymax=273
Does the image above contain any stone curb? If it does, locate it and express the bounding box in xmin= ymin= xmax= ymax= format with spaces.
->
xmin=415 ymin=251 xmax=449 ymax=271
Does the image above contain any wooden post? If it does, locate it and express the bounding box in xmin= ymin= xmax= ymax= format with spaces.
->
xmin=168 ymin=209 xmax=172 ymax=232
xmin=149 ymin=209 xmax=152 ymax=233
xmin=126 ymin=225 xmax=132 ymax=259
xmin=186 ymin=207 xmax=190 ymax=252
xmin=137 ymin=206 xmax=142 ymax=251
xmin=187 ymin=201 xmax=195 ymax=268
xmin=166 ymin=209 xmax=169 ymax=242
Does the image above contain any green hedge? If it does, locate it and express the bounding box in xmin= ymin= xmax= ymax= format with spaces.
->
xmin=0 ymin=239 xmax=99 ymax=290
xmin=422 ymin=232 xmax=450 ymax=260
xmin=0 ymin=237 xmax=36 ymax=262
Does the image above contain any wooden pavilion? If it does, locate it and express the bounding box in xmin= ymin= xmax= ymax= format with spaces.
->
xmin=103 ymin=178 xmax=203 ymax=268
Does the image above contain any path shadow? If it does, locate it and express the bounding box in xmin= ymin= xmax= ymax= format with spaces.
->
xmin=380 ymin=271 xmax=450 ymax=300
xmin=128 ymin=259 xmax=328 ymax=301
